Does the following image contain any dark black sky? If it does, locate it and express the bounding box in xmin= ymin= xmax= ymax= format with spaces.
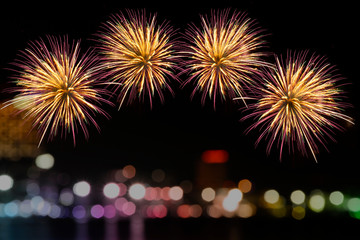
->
xmin=1 ymin=1 xmax=359 ymax=192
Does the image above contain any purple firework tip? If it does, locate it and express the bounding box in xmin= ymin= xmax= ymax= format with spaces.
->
xmin=97 ymin=9 xmax=181 ymax=109
xmin=183 ymin=9 xmax=271 ymax=108
xmin=3 ymin=36 xmax=112 ymax=146
xmin=242 ymin=51 xmax=354 ymax=161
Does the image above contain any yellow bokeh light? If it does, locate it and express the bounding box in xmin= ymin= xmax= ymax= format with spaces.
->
xmin=309 ymin=193 xmax=325 ymax=213
xmin=264 ymin=189 xmax=280 ymax=204
xmin=292 ymin=206 xmax=305 ymax=220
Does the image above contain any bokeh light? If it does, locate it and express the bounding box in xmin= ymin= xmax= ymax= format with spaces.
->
xmin=290 ymin=190 xmax=306 ymax=205
xmin=169 ymin=186 xmax=183 ymax=201
xmin=329 ymin=191 xmax=344 ymax=206
xmin=35 ymin=153 xmax=55 ymax=170
xmin=180 ymin=180 xmax=193 ymax=194
xmin=129 ymin=183 xmax=146 ymax=200
xmin=152 ymin=204 xmax=167 ymax=218
xmin=238 ymin=179 xmax=252 ymax=193
xmin=59 ymin=189 xmax=74 ymax=206
xmin=201 ymin=187 xmax=216 ymax=202
xmin=0 ymin=174 xmax=14 ymax=191
xmin=207 ymin=205 xmax=222 ymax=218
xmin=122 ymin=201 xmax=136 ymax=216
xmin=72 ymin=205 xmax=86 ymax=219
xmin=189 ymin=204 xmax=203 ymax=218
xmin=292 ymin=206 xmax=306 ymax=220
xmin=151 ymin=169 xmax=165 ymax=183
xmin=228 ymin=189 xmax=243 ymax=202
xmin=201 ymin=150 xmax=229 ymax=163
xmin=177 ymin=204 xmax=191 ymax=218
xmin=237 ymin=201 xmax=256 ymax=218
xmin=103 ymin=183 xmax=120 ymax=199
xmin=309 ymin=191 xmax=325 ymax=213
xmin=264 ymin=189 xmax=280 ymax=204
xmin=104 ymin=205 xmax=117 ymax=219
xmin=222 ymin=189 xmax=243 ymax=213
xmin=161 ymin=187 xmax=171 ymax=201
xmin=26 ymin=182 xmax=40 ymax=196
xmin=48 ymin=204 xmax=62 ymax=219
xmin=4 ymin=201 xmax=19 ymax=217
xmin=73 ymin=181 xmax=91 ymax=197
xmin=123 ymin=165 xmax=136 ymax=179
xmin=347 ymin=198 xmax=360 ymax=212
xmin=91 ymin=204 xmax=104 ymax=219
xmin=19 ymin=200 xmax=32 ymax=218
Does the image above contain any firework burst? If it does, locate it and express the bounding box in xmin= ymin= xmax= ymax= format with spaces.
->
xmin=97 ymin=10 xmax=179 ymax=108
xmin=243 ymin=51 xmax=353 ymax=161
xmin=3 ymin=36 xmax=110 ymax=146
xmin=183 ymin=9 xmax=269 ymax=107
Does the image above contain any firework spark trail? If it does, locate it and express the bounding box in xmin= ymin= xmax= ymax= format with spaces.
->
xmin=183 ymin=9 xmax=270 ymax=108
xmin=242 ymin=51 xmax=354 ymax=161
xmin=3 ymin=36 xmax=111 ymax=146
xmin=97 ymin=10 xmax=180 ymax=108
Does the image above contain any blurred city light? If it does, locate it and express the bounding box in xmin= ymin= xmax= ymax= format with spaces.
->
xmin=4 ymin=201 xmax=19 ymax=217
xmin=73 ymin=181 xmax=91 ymax=197
xmin=0 ymin=174 xmax=14 ymax=191
xmin=104 ymin=205 xmax=117 ymax=219
xmin=329 ymin=191 xmax=344 ymax=206
xmin=26 ymin=181 xmax=40 ymax=196
xmin=238 ymin=179 xmax=252 ymax=193
xmin=72 ymin=205 xmax=86 ymax=219
xmin=91 ymin=204 xmax=104 ymax=219
xmin=222 ymin=189 xmax=242 ymax=212
xmin=177 ymin=204 xmax=191 ymax=218
xmin=35 ymin=153 xmax=55 ymax=170
xmin=189 ymin=204 xmax=203 ymax=218
xmin=237 ymin=201 xmax=256 ymax=218
xmin=264 ymin=189 xmax=280 ymax=204
xmin=103 ymin=183 xmax=120 ymax=199
xmin=201 ymin=150 xmax=229 ymax=163
xmin=161 ymin=187 xmax=171 ymax=201
xmin=228 ymin=189 xmax=243 ymax=202
xmin=48 ymin=204 xmax=62 ymax=219
xmin=129 ymin=183 xmax=146 ymax=200
xmin=347 ymin=198 xmax=360 ymax=212
xmin=148 ymin=204 xmax=167 ymax=218
xmin=122 ymin=201 xmax=136 ymax=216
xmin=290 ymin=190 xmax=306 ymax=205
xmin=169 ymin=186 xmax=183 ymax=201
xmin=309 ymin=191 xmax=325 ymax=213
xmin=19 ymin=200 xmax=32 ymax=218
xmin=179 ymin=180 xmax=193 ymax=194
xmin=123 ymin=165 xmax=136 ymax=179
xmin=151 ymin=169 xmax=165 ymax=183
xmin=207 ymin=205 xmax=222 ymax=218
xmin=201 ymin=187 xmax=216 ymax=202
xmin=59 ymin=189 xmax=75 ymax=206
xmin=292 ymin=206 xmax=306 ymax=220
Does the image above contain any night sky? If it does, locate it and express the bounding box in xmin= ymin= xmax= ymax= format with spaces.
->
xmin=1 ymin=1 xmax=359 ymax=193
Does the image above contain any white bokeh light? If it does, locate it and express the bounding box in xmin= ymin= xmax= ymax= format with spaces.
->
xmin=35 ymin=153 xmax=55 ymax=170
xmin=103 ymin=183 xmax=120 ymax=199
xmin=0 ymin=174 xmax=14 ymax=191
xmin=169 ymin=186 xmax=183 ymax=201
xmin=129 ymin=183 xmax=146 ymax=200
xmin=73 ymin=181 xmax=91 ymax=197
